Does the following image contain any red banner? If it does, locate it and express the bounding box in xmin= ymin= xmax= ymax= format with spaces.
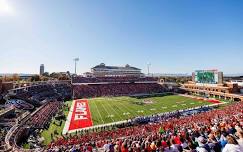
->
xmin=68 ymin=99 xmax=93 ymax=131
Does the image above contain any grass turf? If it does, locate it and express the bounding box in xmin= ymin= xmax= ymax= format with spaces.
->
xmin=40 ymin=95 xmax=216 ymax=146
xmin=88 ymin=95 xmax=213 ymax=125
xmin=40 ymin=101 xmax=72 ymax=145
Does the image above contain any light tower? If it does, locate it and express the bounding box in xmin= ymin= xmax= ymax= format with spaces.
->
xmin=147 ymin=62 xmax=151 ymax=76
xmin=73 ymin=58 xmax=79 ymax=74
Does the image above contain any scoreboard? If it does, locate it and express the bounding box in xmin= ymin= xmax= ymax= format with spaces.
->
xmin=195 ymin=70 xmax=219 ymax=84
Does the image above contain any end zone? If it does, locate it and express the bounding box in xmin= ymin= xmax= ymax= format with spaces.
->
xmin=63 ymin=99 xmax=93 ymax=134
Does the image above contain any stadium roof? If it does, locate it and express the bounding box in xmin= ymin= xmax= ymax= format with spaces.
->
xmin=92 ymin=63 xmax=141 ymax=70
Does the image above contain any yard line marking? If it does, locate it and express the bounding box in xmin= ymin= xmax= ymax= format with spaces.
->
xmin=127 ymin=99 xmax=150 ymax=115
xmin=123 ymin=112 xmax=130 ymax=115
xmin=99 ymin=100 xmax=115 ymax=122
xmin=92 ymin=100 xmax=105 ymax=124
xmin=131 ymin=99 xmax=152 ymax=115
xmin=105 ymin=100 xmax=124 ymax=120
xmin=115 ymin=100 xmax=137 ymax=116
xmin=97 ymin=97 xmax=126 ymax=120
xmin=110 ymin=101 xmax=131 ymax=119
xmin=150 ymin=108 xmax=156 ymax=111
xmin=117 ymin=97 xmax=150 ymax=116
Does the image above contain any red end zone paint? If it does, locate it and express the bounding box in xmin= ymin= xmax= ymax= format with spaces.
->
xmin=68 ymin=99 xmax=93 ymax=131
xmin=207 ymin=99 xmax=221 ymax=104
xmin=193 ymin=97 xmax=221 ymax=104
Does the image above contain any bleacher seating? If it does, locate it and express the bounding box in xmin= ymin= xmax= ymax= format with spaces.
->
xmin=48 ymin=102 xmax=243 ymax=152
xmin=72 ymin=76 xmax=158 ymax=84
xmin=73 ymin=83 xmax=168 ymax=98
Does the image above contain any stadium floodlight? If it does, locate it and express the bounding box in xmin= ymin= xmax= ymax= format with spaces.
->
xmin=73 ymin=58 xmax=79 ymax=74
xmin=147 ymin=62 xmax=151 ymax=76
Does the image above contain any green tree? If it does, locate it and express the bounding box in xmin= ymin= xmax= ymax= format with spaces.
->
xmin=42 ymin=72 xmax=50 ymax=77
xmin=30 ymin=75 xmax=41 ymax=82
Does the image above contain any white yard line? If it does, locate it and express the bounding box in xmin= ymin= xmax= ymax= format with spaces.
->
xmin=121 ymin=99 xmax=148 ymax=115
xmin=126 ymin=99 xmax=151 ymax=115
xmin=108 ymin=101 xmax=128 ymax=119
xmin=110 ymin=98 xmax=150 ymax=116
xmin=105 ymin=100 xmax=124 ymax=120
xmin=93 ymin=100 xmax=105 ymax=124
xmin=86 ymin=99 xmax=94 ymax=126
xmin=115 ymin=101 xmax=136 ymax=116
xmin=99 ymin=100 xmax=115 ymax=122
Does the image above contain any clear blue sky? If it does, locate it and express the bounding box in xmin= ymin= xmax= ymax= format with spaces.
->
xmin=1 ymin=0 xmax=243 ymax=74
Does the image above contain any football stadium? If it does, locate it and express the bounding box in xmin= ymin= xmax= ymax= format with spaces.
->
xmin=1 ymin=1 xmax=243 ymax=152
xmin=1 ymin=67 xmax=243 ymax=152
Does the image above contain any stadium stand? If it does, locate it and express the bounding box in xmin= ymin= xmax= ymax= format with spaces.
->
xmin=73 ymin=83 xmax=168 ymax=98
xmin=8 ymin=83 xmax=72 ymax=106
xmin=72 ymin=76 xmax=158 ymax=84
xmin=26 ymin=101 xmax=61 ymax=129
xmin=0 ymin=127 xmax=9 ymax=151
xmin=0 ymin=81 xmax=72 ymax=152
xmin=48 ymin=102 xmax=243 ymax=152
xmin=2 ymin=101 xmax=63 ymax=151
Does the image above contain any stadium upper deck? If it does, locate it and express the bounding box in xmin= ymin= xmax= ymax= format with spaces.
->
xmin=72 ymin=76 xmax=158 ymax=84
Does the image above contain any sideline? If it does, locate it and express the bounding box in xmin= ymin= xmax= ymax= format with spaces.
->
xmin=62 ymin=100 xmax=76 ymax=134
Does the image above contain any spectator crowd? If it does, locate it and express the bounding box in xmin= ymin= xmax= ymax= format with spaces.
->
xmin=72 ymin=77 xmax=158 ymax=84
xmin=47 ymin=102 xmax=243 ymax=152
xmin=73 ymin=83 xmax=168 ymax=98
xmin=26 ymin=101 xmax=61 ymax=129
xmin=10 ymin=83 xmax=72 ymax=106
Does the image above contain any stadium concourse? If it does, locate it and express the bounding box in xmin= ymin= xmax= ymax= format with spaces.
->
xmin=0 ymin=76 xmax=242 ymax=152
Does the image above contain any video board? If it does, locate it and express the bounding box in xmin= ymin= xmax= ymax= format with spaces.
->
xmin=195 ymin=70 xmax=218 ymax=84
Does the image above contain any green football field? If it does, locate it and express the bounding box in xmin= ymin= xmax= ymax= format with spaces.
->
xmin=40 ymin=95 xmax=215 ymax=145
xmin=88 ymin=95 xmax=213 ymax=125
